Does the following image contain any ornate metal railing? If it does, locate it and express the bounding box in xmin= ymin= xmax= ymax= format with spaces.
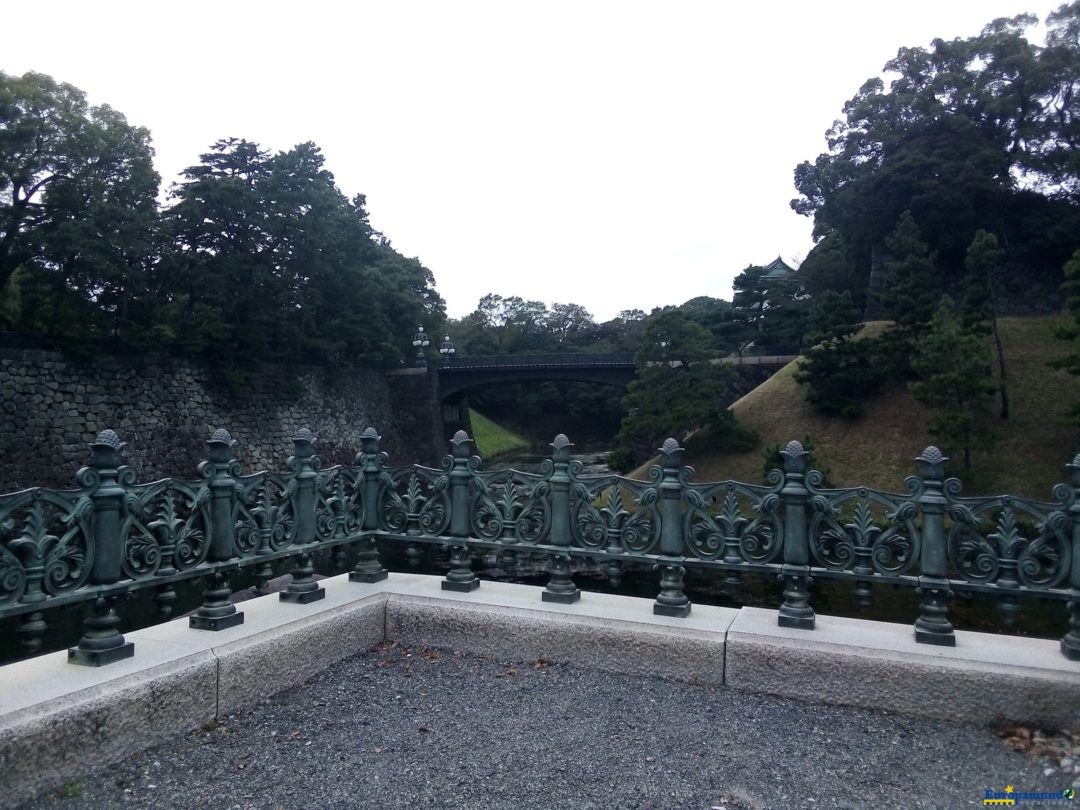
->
xmin=1 ymin=428 xmax=1078 ymax=666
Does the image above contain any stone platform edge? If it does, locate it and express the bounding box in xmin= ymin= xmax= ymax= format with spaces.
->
xmin=1 ymin=572 xmax=1077 ymax=803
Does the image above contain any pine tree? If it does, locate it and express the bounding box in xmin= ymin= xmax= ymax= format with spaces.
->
xmin=910 ymin=297 xmax=997 ymax=469
xmin=962 ymin=230 xmax=1009 ymax=418
xmin=880 ymin=211 xmax=941 ymax=333
xmin=794 ymin=291 xmax=886 ymax=418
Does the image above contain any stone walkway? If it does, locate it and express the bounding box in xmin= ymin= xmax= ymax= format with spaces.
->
xmin=21 ymin=642 xmax=1078 ymax=810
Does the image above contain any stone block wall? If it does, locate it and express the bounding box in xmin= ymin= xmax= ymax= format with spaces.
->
xmin=0 ymin=349 xmax=440 ymax=491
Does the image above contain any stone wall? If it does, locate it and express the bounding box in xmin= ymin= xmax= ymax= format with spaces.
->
xmin=0 ymin=349 xmax=441 ymax=492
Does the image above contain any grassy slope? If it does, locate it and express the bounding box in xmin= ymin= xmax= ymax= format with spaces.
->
xmin=469 ymin=409 xmax=531 ymax=459
xmin=644 ymin=316 xmax=1079 ymax=498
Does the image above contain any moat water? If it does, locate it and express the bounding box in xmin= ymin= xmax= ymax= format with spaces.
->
xmin=0 ymin=533 xmax=1068 ymax=667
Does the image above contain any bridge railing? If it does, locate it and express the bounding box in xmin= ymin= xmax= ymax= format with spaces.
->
xmin=0 ymin=427 xmax=1077 ymax=665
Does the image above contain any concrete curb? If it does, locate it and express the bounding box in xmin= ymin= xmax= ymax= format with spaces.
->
xmin=385 ymin=578 xmax=737 ymax=685
xmin=725 ymin=607 xmax=1080 ymax=728
xmin=1 ymin=573 xmax=1078 ymax=803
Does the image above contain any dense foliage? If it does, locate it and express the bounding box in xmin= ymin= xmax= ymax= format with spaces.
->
xmin=617 ymin=309 xmax=736 ymax=450
xmin=792 ymin=4 xmax=1080 ymax=312
xmin=0 ymin=72 xmax=159 ymax=349
xmin=730 ymin=267 xmax=809 ymax=355
xmin=1050 ymin=247 xmax=1080 ymax=423
xmin=0 ymin=72 xmax=443 ymax=366
xmin=786 ymin=4 xmax=1079 ymax=466
xmin=910 ymin=298 xmax=998 ymax=469
xmin=447 ymin=294 xmax=646 ymax=356
xmin=794 ymin=291 xmax=886 ymax=418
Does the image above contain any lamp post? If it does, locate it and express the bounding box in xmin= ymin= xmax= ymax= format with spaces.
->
xmin=439 ymin=334 xmax=456 ymax=364
xmin=412 ymin=326 xmax=430 ymax=367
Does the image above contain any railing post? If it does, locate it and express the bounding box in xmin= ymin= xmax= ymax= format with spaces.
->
xmin=68 ymin=429 xmax=135 ymax=666
xmin=350 ymin=427 xmax=389 ymax=583
xmin=443 ymin=430 xmax=479 ymax=592
xmin=281 ymin=428 xmax=326 ymax=604
xmin=653 ymin=438 xmax=690 ymax=617
xmin=913 ymin=446 xmax=955 ymax=646
xmin=190 ymin=429 xmax=245 ymax=631
xmin=778 ymin=440 xmax=815 ymax=630
xmin=1061 ymin=452 xmax=1080 ymax=660
xmin=543 ymin=434 xmax=580 ymax=603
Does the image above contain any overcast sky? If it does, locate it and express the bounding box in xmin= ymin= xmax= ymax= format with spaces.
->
xmin=2 ymin=1 xmax=1063 ymax=321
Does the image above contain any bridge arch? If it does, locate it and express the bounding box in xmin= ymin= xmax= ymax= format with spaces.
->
xmin=437 ymin=353 xmax=637 ymax=401
xmin=432 ymin=352 xmax=798 ymax=442
xmin=435 ymin=353 xmax=638 ymax=439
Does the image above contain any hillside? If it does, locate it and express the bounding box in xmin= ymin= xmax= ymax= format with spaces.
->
xmin=660 ymin=316 xmax=1080 ymax=499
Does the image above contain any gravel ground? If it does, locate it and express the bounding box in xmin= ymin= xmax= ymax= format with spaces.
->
xmin=20 ymin=642 xmax=1076 ymax=810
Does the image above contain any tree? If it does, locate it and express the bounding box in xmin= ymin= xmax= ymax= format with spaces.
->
xmin=0 ymin=71 xmax=160 ymax=348
xmin=792 ymin=8 xmax=1080 ymax=310
xmin=1030 ymin=2 xmax=1080 ymax=199
xmin=794 ymin=291 xmax=886 ymax=418
xmin=910 ymin=297 xmax=997 ymax=469
xmin=617 ymin=309 xmax=735 ymax=449
xmin=880 ymin=211 xmax=940 ymax=334
xmin=730 ymin=265 xmax=809 ymax=355
xmin=729 ymin=265 xmax=768 ymax=352
xmin=677 ymin=296 xmax=744 ymax=355
xmin=877 ymin=211 xmax=942 ymax=376
xmin=797 ymin=232 xmax=864 ymax=312
xmin=1050 ymin=246 xmax=1080 ymax=424
xmin=545 ymin=302 xmax=596 ymax=348
xmin=457 ymin=294 xmax=550 ymax=354
xmin=592 ymin=309 xmax=647 ymax=353
xmin=158 ymin=138 xmax=442 ymax=366
xmin=757 ymin=274 xmax=810 ymax=354
xmin=962 ymin=230 xmax=1010 ymax=418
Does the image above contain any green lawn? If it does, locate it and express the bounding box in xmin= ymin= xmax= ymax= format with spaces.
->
xmin=469 ymin=409 xmax=531 ymax=460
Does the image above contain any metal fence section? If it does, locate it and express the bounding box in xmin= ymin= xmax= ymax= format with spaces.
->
xmin=1 ymin=427 xmax=1078 ymax=665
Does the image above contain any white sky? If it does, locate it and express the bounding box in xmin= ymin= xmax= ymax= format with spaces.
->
xmin=1 ymin=1 xmax=1062 ymax=321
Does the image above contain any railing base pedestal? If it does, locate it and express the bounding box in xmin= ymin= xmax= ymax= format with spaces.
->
xmin=542 ymin=590 xmax=580 ymax=604
xmin=280 ymin=588 xmax=326 ymax=605
xmin=654 ymin=603 xmax=691 ymax=618
xmin=1060 ymin=638 xmax=1080 ymax=660
xmin=190 ymin=612 xmax=245 ymax=631
xmin=350 ymin=570 xmax=389 ymax=584
xmin=914 ymin=626 xmax=956 ymax=647
xmin=777 ymin=615 xmax=815 ymax=630
xmin=67 ymin=642 xmax=134 ymax=667
xmin=442 ymin=579 xmax=480 ymax=593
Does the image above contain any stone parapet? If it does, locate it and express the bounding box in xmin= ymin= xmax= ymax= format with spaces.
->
xmin=2 ymin=575 xmax=1078 ymax=804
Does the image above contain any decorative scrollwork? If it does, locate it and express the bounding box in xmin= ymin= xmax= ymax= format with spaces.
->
xmin=0 ymin=487 xmax=94 ymax=606
xmin=315 ymin=466 xmax=363 ymax=541
xmin=808 ymin=486 xmax=919 ymax=575
xmin=947 ymin=494 xmax=1070 ymax=588
xmin=572 ymin=475 xmax=659 ymax=554
xmin=471 ymin=471 xmax=551 ymax=544
xmin=235 ymin=472 xmax=294 ymax=555
xmin=381 ymin=468 xmax=450 ymax=536
xmin=683 ymin=481 xmax=782 ymax=564
xmin=122 ymin=479 xmax=210 ymax=577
